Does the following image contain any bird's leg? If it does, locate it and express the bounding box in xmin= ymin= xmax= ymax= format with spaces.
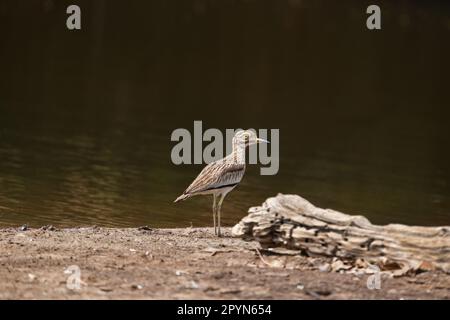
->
xmin=212 ymin=194 xmax=217 ymax=235
xmin=217 ymin=193 xmax=226 ymax=237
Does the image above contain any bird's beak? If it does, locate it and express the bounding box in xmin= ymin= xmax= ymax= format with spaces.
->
xmin=257 ymin=138 xmax=270 ymax=144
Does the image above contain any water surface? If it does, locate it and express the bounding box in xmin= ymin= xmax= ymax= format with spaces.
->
xmin=0 ymin=0 xmax=449 ymax=227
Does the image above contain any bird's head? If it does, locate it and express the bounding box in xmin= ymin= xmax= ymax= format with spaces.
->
xmin=232 ymin=130 xmax=269 ymax=148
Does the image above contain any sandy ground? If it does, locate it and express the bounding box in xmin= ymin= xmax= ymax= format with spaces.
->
xmin=0 ymin=226 xmax=448 ymax=299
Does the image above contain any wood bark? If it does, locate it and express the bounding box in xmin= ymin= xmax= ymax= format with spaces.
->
xmin=232 ymin=194 xmax=450 ymax=274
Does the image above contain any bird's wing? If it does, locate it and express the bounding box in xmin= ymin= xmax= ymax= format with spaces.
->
xmin=183 ymin=161 xmax=245 ymax=195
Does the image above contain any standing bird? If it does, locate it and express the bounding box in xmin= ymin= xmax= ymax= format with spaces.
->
xmin=174 ymin=130 xmax=269 ymax=237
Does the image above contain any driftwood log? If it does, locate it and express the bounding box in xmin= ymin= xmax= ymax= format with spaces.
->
xmin=232 ymin=194 xmax=450 ymax=275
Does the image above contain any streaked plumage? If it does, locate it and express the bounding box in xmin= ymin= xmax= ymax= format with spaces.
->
xmin=174 ymin=130 xmax=268 ymax=236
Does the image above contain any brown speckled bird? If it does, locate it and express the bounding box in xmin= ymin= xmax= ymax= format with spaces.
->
xmin=174 ymin=130 xmax=269 ymax=236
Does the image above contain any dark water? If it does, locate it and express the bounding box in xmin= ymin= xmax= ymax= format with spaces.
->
xmin=0 ymin=0 xmax=449 ymax=227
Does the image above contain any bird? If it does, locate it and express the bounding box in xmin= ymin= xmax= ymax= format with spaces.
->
xmin=174 ymin=130 xmax=269 ymax=237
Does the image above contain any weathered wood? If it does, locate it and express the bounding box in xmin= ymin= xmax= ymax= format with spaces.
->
xmin=232 ymin=194 xmax=450 ymax=275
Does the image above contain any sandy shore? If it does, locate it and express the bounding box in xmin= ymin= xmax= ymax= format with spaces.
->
xmin=0 ymin=226 xmax=448 ymax=299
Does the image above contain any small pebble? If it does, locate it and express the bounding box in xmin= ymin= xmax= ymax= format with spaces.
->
xmin=189 ymin=281 xmax=199 ymax=289
xmin=319 ymin=263 xmax=331 ymax=272
xmin=131 ymin=284 xmax=143 ymax=290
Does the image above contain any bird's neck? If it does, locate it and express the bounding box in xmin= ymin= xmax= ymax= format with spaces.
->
xmin=230 ymin=142 xmax=246 ymax=164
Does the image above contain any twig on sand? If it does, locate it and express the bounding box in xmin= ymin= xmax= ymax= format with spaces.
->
xmin=255 ymin=247 xmax=273 ymax=267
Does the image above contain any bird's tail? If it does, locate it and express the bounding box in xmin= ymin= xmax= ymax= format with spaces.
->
xmin=174 ymin=193 xmax=189 ymax=203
